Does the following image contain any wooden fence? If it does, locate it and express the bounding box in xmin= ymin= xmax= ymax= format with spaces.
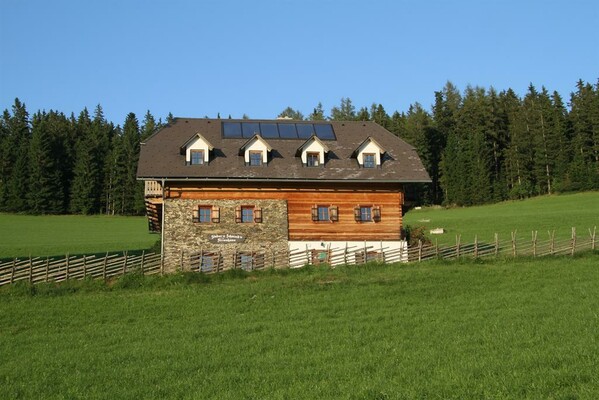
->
xmin=0 ymin=227 xmax=596 ymax=287
xmin=0 ymin=251 xmax=162 ymax=287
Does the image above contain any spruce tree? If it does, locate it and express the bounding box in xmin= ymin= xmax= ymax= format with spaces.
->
xmin=5 ymin=98 xmax=31 ymax=212
xmin=308 ymin=102 xmax=326 ymax=120
xmin=330 ymin=98 xmax=356 ymax=121
xmin=277 ymin=107 xmax=304 ymax=120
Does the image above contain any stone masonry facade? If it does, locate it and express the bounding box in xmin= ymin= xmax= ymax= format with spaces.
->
xmin=163 ymin=198 xmax=289 ymax=272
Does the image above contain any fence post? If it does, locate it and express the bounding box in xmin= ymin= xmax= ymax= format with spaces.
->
xmin=10 ymin=258 xmax=16 ymax=284
xmin=45 ymin=257 xmax=49 ymax=282
xmin=160 ymin=253 xmax=164 ymax=276
xmin=571 ymin=227 xmax=576 ymax=256
xmin=123 ymin=251 xmax=128 ymax=275
xmin=140 ymin=250 xmax=145 ymax=275
xmin=344 ymin=243 xmax=348 ymax=265
xmin=456 ymin=235 xmax=461 ymax=258
xmin=418 ymin=239 xmax=422 ymax=262
xmin=435 ymin=239 xmax=439 ymax=258
xmin=28 ymin=255 xmax=33 ymax=283
xmin=103 ymin=252 xmax=108 ymax=281
xmin=549 ymin=230 xmax=555 ymax=255
xmin=83 ymin=255 xmax=87 ymax=279
xmin=179 ymin=250 xmax=184 ymax=272
xmin=511 ymin=231 xmax=517 ymax=258
xmin=589 ymin=227 xmax=596 ymax=251
xmin=65 ymin=253 xmax=70 ymax=281
xmin=532 ymin=231 xmax=538 ymax=257
xmin=494 ymin=233 xmax=499 ymax=257
xmin=474 ymin=235 xmax=478 ymax=258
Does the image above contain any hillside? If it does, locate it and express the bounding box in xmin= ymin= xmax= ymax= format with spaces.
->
xmin=404 ymin=191 xmax=599 ymax=246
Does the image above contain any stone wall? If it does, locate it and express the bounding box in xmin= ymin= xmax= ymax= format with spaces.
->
xmin=163 ymin=198 xmax=288 ymax=272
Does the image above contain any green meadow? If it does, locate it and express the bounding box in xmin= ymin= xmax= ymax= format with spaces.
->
xmin=1 ymin=255 xmax=598 ymax=399
xmin=404 ymin=191 xmax=599 ymax=246
xmin=0 ymin=214 xmax=157 ymax=259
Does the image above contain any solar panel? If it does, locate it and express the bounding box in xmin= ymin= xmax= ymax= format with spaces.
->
xmin=221 ymin=122 xmax=336 ymax=140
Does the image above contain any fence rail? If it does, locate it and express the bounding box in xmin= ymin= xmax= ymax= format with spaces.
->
xmin=0 ymin=227 xmax=596 ymax=287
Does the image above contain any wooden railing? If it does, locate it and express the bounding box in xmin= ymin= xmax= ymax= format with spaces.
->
xmin=144 ymin=180 xmax=163 ymax=197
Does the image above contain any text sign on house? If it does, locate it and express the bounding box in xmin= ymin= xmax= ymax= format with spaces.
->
xmin=208 ymin=234 xmax=246 ymax=244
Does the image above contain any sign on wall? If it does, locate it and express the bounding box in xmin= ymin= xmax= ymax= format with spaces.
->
xmin=208 ymin=234 xmax=246 ymax=244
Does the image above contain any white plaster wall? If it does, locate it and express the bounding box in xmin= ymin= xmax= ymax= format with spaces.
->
xmin=288 ymin=240 xmax=408 ymax=265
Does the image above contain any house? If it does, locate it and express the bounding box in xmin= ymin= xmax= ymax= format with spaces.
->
xmin=137 ymin=118 xmax=430 ymax=271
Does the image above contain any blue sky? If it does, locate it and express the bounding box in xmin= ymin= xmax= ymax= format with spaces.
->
xmin=1 ymin=0 xmax=597 ymax=125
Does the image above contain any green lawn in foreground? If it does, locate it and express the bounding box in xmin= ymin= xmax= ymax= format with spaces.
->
xmin=0 ymin=214 xmax=158 ymax=259
xmin=1 ymin=254 xmax=598 ymax=399
xmin=404 ymin=191 xmax=599 ymax=246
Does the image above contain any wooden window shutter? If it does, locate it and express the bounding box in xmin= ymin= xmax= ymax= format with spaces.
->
xmin=373 ymin=205 xmax=381 ymax=222
xmin=192 ymin=208 xmax=199 ymax=223
xmin=329 ymin=206 xmax=338 ymax=222
xmin=235 ymin=206 xmax=242 ymax=223
xmin=311 ymin=205 xmax=318 ymax=221
xmin=254 ymin=207 xmax=262 ymax=223
xmin=211 ymin=206 xmax=220 ymax=223
xmin=354 ymin=206 xmax=361 ymax=222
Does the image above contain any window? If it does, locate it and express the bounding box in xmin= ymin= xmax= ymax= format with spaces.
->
xmin=236 ymin=252 xmax=265 ymax=270
xmin=311 ymin=205 xmax=338 ymax=222
xmin=363 ymin=153 xmax=376 ymax=168
xmin=249 ymin=151 xmax=262 ymax=166
xmin=354 ymin=205 xmax=381 ymax=222
xmin=190 ymin=150 xmax=204 ymax=165
xmin=192 ymin=206 xmax=219 ymax=223
xmin=236 ymin=206 xmax=262 ymax=223
xmin=306 ymin=152 xmax=320 ymax=167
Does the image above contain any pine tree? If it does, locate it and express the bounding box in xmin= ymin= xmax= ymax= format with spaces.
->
xmin=330 ymin=98 xmax=356 ymax=121
xmin=4 ymin=99 xmax=31 ymax=212
xmin=277 ymin=107 xmax=304 ymax=120
xmin=308 ymin=102 xmax=326 ymax=120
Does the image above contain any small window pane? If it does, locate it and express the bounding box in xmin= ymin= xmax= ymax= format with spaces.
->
xmin=278 ymin=123 xmax=298 ymax=138
xmin=190 ymin=150 xmax=204 ymax=165
xmin=360 ymin=206 xmax=372 ymax=222
xmin=307 ymin=152 xmax=319 ymax=167
xmin=296 ymin=124 xmax=314 ymax=139
xmin=314 ymin=124 xmax=336 ymax=140
xmin=242 ymin=122 xmax=260 ymax=138
xmin=199 ymin=207 xmax=211 ymax=223
xmin=363 ymin=154 xmax=376 ymax=168
xmin=223 ymin=122 xmax=242 ymax=138
xmin=249 ymin=152 xmax=262 ymax=166
xmin=241 ymin=207 xmax=254 ymax=223
xmin=317 ymin=206 xmax=329 ymax=221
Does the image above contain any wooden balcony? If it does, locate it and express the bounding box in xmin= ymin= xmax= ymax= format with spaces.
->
xmin=144 ymin=180 xmax=163 ymax=198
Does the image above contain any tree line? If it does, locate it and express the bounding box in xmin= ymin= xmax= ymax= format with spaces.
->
xmin=0 ymin=102 xmax=174 ymax=215
xmin=1 ymin=79 xmax=597 ymax=215
xmin=280 ymin=79 xmax=599 ymax=205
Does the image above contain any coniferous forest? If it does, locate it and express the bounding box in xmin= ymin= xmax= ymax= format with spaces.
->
xmin=0 ymin=79 xmax=597 ymax=215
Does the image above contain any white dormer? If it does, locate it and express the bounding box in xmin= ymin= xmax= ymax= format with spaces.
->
xmin=353 ymin=137 xmax=386 ymax=168
xmin=181 ymin=133 xmax=214 ymax=165
xmin=296 ymin=135 xmax=330 ymax=167
xmin=239 ymin=135 xmax=272 ymax=166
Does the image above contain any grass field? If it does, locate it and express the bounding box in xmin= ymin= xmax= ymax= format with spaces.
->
xmin=404 ymin=191 xmax=599 ymax=246
xmin=1 ymin=254 xmax=598 ymax=399
xmin=0 ymin=214 xmax=158 ymax=259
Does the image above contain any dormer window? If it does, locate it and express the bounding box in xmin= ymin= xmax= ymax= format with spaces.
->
xmin=181 ymin=133 xmax=214 ymax=165
xmin=239 ymin=135 xmax=272 ymax=166
xmin=306 ymin=152 xmax=320 ymax=167
xmin=353 ymin=137 xmax=386 ymax=168
xmin=297 ymin=135 xmax=329 ymax=167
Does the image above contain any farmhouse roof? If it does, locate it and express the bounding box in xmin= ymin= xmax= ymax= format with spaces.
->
xmin=137 ymin=118 xmax=431 ymax=183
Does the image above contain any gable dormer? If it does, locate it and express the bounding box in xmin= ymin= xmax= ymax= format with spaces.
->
xmin=296 ymin=135 xmax=330 ymax=167
xmin=181 ymin=133 xmax=214 ymax=165
xmin=239 ymin=135 xmax=272 ymax=166
xmin=352 ymin=137 xmax=386 ymax=168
